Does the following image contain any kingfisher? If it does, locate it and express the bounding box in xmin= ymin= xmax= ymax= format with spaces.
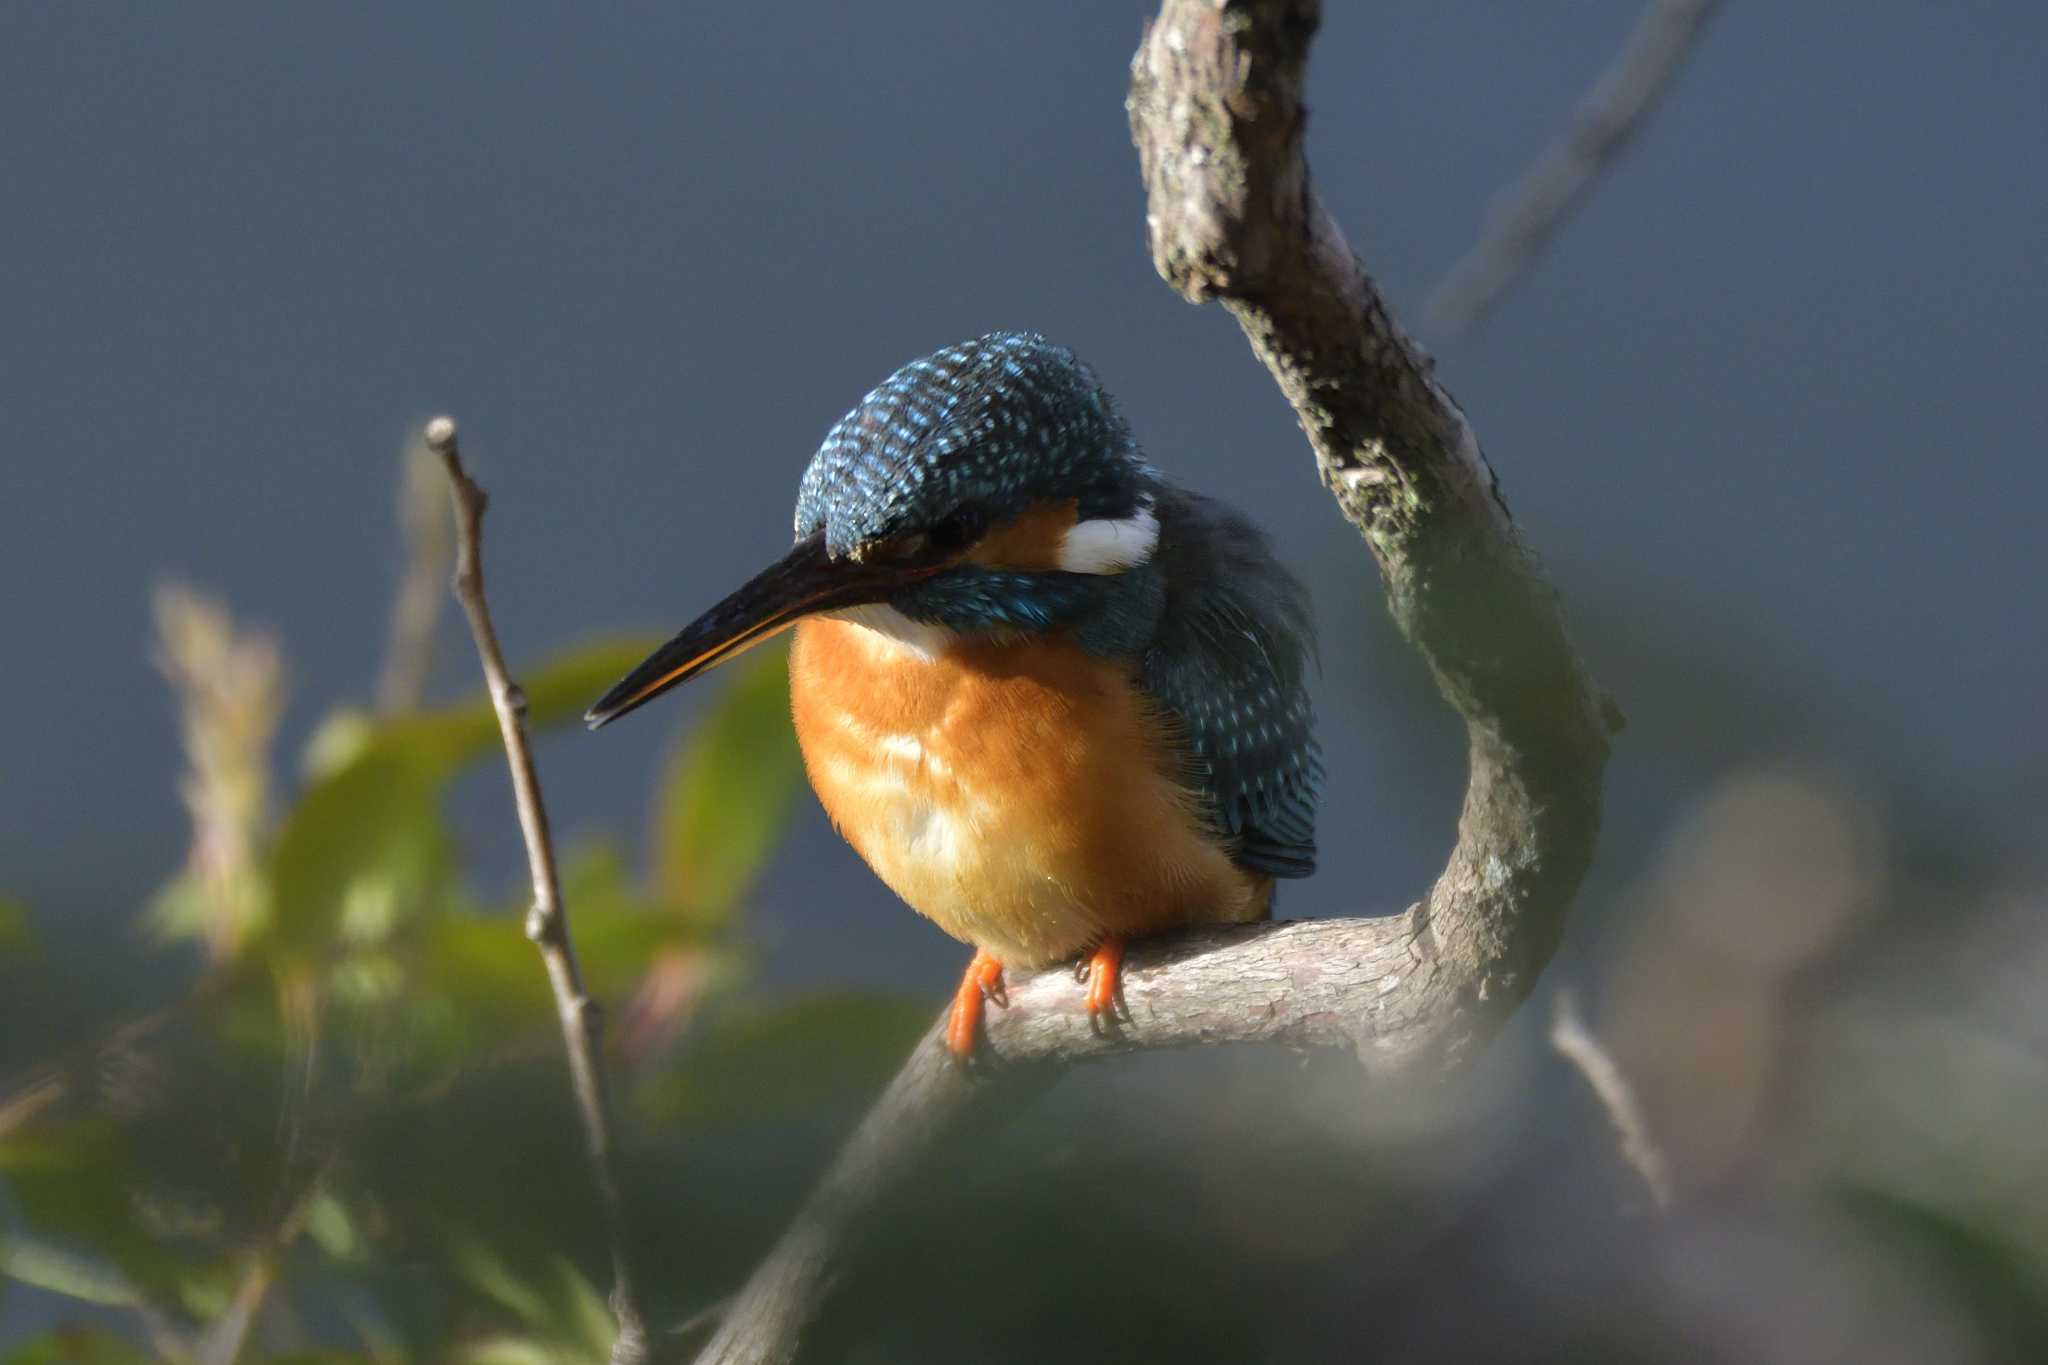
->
xmin=587 ymin=332 xmax=1321 ymax=1056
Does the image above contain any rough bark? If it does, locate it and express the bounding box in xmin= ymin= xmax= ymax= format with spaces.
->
xmin=696 ymin=4 xmax=1612 ymax=1361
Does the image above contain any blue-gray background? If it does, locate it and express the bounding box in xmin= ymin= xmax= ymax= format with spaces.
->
xmin=5 ymin=2 xmax=2043 ymax=1005
xmin=9 ymin=2 xmax=2039 ymax=975
xmin=6 ymin=2 xmax=2048 ymax=1357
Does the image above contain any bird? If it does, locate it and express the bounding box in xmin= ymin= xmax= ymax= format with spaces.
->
xmin=587 ymin=332 xmax=1321 ymax=1057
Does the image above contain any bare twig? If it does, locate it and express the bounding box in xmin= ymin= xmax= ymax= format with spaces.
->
xmin=0 ymin=1073 xmax=66 ymax=1139
xmin=376 ymin=432 xmax=453 ymax=712
xmin=426 ymin=417 xmax=651 ymax=1365
xmin=1551 ymin=988 xmax=1675 ymax=1210
xmin=697 ymin=4 xmax=1613 ymax=1361
xmin=1428 ymin=0 xmax=1725 ymax=333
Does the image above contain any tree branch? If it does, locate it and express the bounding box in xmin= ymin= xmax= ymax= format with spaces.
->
xmin=693 ymin=918 xmax=1432 ymax=1364
xmin=1550 ymin=988 xmax=1675 ymax=1210
xmin=1427 ymin=0 xmax=1725 ymax=333
xmin=427 ymin=417 xmax=652 ymax=1365
xmin=1128 ymin=0 xmax=1613 ymax=1064
xmin=698 ymin=4 xmax=1613 ymax=1359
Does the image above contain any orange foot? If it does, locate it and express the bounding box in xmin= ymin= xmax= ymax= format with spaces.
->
xmin=1083 ymin=938 xmax=1124 ymax=1019
xmin=946 ymin=949 xmax=1006 ymax=1058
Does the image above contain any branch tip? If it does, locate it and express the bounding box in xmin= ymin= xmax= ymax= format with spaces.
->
xmin=1549 ymin=989 xmax=1674 ymax=1210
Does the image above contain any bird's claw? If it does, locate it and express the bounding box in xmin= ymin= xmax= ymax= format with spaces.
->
xmin=945 ymin=950 xmax=1006 ymax=1060
xmin=1082 ymin=938 xmax=1124 ymax=1021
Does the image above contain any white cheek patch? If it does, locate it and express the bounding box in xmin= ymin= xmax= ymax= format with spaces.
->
xmin=1057 ymin=499 xmax=1159 ymax=574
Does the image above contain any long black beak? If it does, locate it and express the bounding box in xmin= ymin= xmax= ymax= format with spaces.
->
xmin=585 ymin=532 xmax=928 ymax=730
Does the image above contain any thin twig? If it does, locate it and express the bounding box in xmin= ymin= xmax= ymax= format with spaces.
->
xmin=1427 ymin=0 xmax=1726 ymax=333
xmin=0 ymin=1073 xmax=66 ymax=1139
xmin=1550 ymin=988 xmax=1675 ymax=1210
xmin=426 ymin=416 xmax=652 ymax=1365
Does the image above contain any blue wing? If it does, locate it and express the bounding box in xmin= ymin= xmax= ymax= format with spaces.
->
xmin=1139 ymin=489 xmax=1322 ymax=879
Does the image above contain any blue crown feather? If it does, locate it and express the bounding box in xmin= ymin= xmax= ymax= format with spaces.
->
xmin=795 ymin=331 xmax=1149 ymax=558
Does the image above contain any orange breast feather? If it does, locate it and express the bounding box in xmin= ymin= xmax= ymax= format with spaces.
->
xmin=788 ymin=615 xmax=1269 ymax=968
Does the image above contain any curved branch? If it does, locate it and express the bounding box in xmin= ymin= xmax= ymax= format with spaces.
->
xmin=1128 ymin=0 xmax=1612 ymax=1067
xmin=693 ymin=918 xmax=1429 ymax=1364
xmin=698 ymin=3 xmax=1612 ymax=1360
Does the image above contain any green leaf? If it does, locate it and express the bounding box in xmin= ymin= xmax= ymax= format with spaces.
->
xmin=138 ymin=874 xmax=212 ymax=946
xmin=0 ymin=895 xmax=34 ymax=958
xmin=303 ymin=1190 xmax=360 ymax=1262
xmin=651 ymin=640 xmax=803 ymax=924
xmin=450 ymin=1239 xmax=553 ymax=1330
xmin=554 ymin=1258 xmax=616 ymax=1359
xmin=0 ymin=1121 xmax=189 ymax=1304
xmin=3 ymin=1328 xmax=157 ymax=1365
xmin=517 ymin=635 xmax=666 ymax=737
xmin=260 ymin=636 xmax=661 ymax=958
xmin=447 ymin=1246 xmax=608 ymax=1365
xmin=457 ymin=1338 xmax=577 ymax=1365
xmin=0 ymin=1237 xmax=145 ymax=1308
xmin=638 ymin=992 xmax=933 ymax=1128
xmin=265 ymin=746 xmax=451 ymax=955
xmin=306 ymin=635 xmax=662 ymax=784
xmin=415 ymin=915 xmax=555 ymax=1053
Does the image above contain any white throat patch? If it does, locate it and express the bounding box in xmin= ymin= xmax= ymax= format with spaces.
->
xmin=1057 ymin=498 xmax=1159 ymax=575
xmin=826 ymin=603 xmax=955 ymax=661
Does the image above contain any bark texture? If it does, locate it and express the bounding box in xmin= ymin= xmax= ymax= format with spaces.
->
xmin=696 ymin=4 xmax=1612 ymax=1360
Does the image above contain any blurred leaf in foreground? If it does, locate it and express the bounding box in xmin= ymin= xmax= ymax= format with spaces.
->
xmin=638 ymin=992 xmax=932 ymax=1128
xmin=2 ymin=1327 xmax=159 ymax=1365
xmin=0 ymin=894 xmax=34 ymax=958
xmin=4 ymin=547 xmax=822 ymax=1357
xmin=264 ymin=747 xmax=452 ymax=957
xmin=652 ymin=638 xmax=803 ymax=926
xmin=0 ymin=1120 xmax=191 ymax=1305
xmin=305 ymin=635 xmax=662 ymax=784
xmin=262 ymin=637 xmax=659 ymax=956
xmin=449 ymin=1243 xmax=610 ymax=1365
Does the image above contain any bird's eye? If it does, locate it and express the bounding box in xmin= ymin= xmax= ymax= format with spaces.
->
xmin=861 ymin=504 xmax=986 ymax=564
xmin=928 ymin=502 xmax=988 ymax=555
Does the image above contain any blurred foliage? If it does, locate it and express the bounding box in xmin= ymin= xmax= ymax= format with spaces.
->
xmin=0 ymin=570 xmax=923 ymax=1364
xmin=652 ymin=652 xmax=807 ymax=928
xmin=0 ymin=898 xmax=33 ymax=960
xmin=8 ymin=501 xmax=2048 ymax=1363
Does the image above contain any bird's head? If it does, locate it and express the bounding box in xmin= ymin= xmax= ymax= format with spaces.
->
xmin=586 ymin=332 xmax=1160 ymax=728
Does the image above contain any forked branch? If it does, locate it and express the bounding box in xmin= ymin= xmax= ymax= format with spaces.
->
xmin=696 ymin=3 xmax=1612 ymax=1362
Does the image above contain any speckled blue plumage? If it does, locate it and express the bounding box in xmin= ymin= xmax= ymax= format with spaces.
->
xmin=796 ymin=331 xmax=1149 ymax=557
xmin=796 ymin=332 xmax=1323 ymax=879
xmin=1138 ymin=488 xmax=1322 ymax=879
